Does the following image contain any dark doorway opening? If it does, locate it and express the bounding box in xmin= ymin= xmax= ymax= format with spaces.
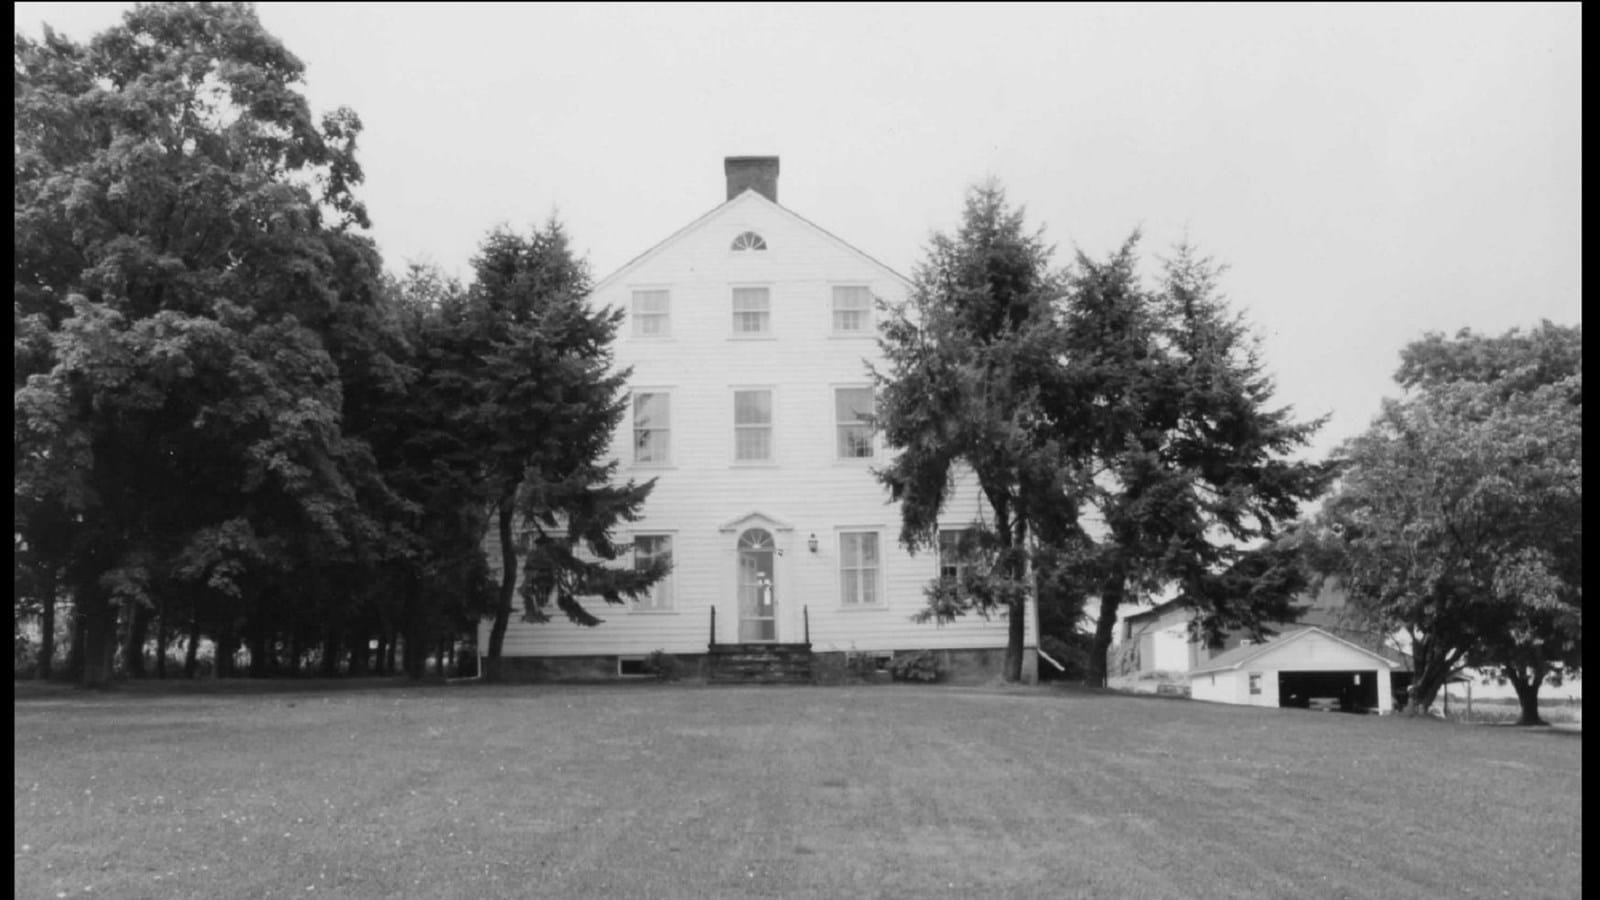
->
xmin=1278 ymin=670 xmax=1380 ymax=712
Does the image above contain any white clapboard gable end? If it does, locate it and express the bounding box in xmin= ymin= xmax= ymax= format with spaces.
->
xmin=1189 ymin=627 xmax=1399 ymax=713
xmin=482 ymin=156 xmax=1036 ymax=681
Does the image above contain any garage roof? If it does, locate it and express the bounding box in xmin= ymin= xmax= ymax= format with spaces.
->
xmin=1188 ymin=627 xmax=1402 ymax=677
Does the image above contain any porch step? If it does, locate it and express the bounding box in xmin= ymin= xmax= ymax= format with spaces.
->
xmin=707 ymin=643 xmax=813 ymax=685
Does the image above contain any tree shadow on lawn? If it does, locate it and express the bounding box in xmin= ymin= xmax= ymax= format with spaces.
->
xmin=12 ymin=675 xmax=439 ymax=702
xmin=1481 ymin=721 xmax=1582 ymax=737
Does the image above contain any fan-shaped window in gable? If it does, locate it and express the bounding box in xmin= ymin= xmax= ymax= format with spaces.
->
xmin=731 ymin=231 xmax=768 ymax=251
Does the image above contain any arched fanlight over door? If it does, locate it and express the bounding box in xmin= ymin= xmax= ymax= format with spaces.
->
xmin=738 ymin=528 xmax=775 ymax=551
xmin=731 ymin=231 xmax=767 ymax=251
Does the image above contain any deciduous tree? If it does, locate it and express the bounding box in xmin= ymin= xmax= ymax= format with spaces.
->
xmin=14 ymin=3 xmax=395 ymax=685
xmin=1315 ymin=323 xmax=1581 ymax=721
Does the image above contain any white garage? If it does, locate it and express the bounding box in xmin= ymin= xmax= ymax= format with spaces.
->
xmin=1189 ymin=627 xmax=1400 ymax=713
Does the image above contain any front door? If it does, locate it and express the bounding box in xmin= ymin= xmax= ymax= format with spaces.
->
xmin=737 ymin=528 xmax=777 ymax=642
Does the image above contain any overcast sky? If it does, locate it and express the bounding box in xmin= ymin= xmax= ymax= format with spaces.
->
xmin=16 ymin=3 xmax=1582 ymax=463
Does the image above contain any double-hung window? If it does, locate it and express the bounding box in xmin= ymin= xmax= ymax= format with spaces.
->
xmin=631 ymin=290 xmax=670 ymax=337
xmin=732 ymin=287 xmax=771 ymax=335
xmin=938 ymin=529 xmax=977 ymax=582
xmin=839 ymin=532 xmax=881 ymax=606
xmin=832 ymin=285 xmax=873 ymax=334
xmin=734 ymin=389 xmax=774 ymax=462
xmin=835 ymin=387 xmax=875 ymax=459
xmin=633 ymin=535 xmax=673 ymax=611
xmin=633 ymin=392 xmax=670 ymax=464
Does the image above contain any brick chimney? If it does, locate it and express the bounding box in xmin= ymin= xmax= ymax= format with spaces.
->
xmin=725 ymin=156 xmax=779 ymax=203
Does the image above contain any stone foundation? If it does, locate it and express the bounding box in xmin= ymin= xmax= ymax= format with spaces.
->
xmin=490 ymin=653 xmax=706 ymax=683
xmin=488 ymin=646 xmax=1038 ymax=685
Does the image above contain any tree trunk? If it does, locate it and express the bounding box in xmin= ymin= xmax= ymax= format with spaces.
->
xmin=64 ymin=608 xmax=86 ymax=682
xmin=1402 ymin=676 xmax=1447 ymax=716
xmin=320 ymin=626 xmax=341 ymax=677
xmin=216 ymin=627 xmax=239 ymax=678
xmin=78 ymin=585 xmax=116 ymax=689
xmin=1508 ymin=669 xmax=1547 ymax=726
xmin=1005 ymin=595 xmax=1026 ymax=682
xmin=405 ymin=636 xmax=426 ymax=680
xmin=124 ymin=602 xmax=151 ymax=678
xmin=183 ymin=614 xmax=201 ymax=678
xmin=403 ymin=578 xmax=429 ymax=680
xmin=385 ymin=631 xmax=398 ymax=676
xmin=248 ymin=629 xmax=270 ymax=677
xmin=154 ymin=593 xmax=168 ymax=679
xmin=35 ymin=568 xmax=57 ymax=680
xmin=347 ymin=630 xmax=369 ymax=677
xmin=1401 ymin=642 xmax=1455 ymax=715
xmin=485 ymin=492 xmax=519 ymax=682
xmin=1087 ymin=571 xmax=1125 ymax=688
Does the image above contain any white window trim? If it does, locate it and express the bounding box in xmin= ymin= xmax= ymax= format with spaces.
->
xmin=836 ymin=528 xmax=886 ymax=609
xmin=730 ymin=284 xmax=774 ymax=339
xmin=829 ymin=283 xmax=875 ymax=337
xmin=937 ymin=527 xmax=977 ymax=582
xmin=631 ymin=388 xmax=674 ymax=468
xmin=629 ymin=287 xmax=671 ymax=339
xmin=831 ymin=383 xmax=877 ymax=461
xmin=731 ymin=385 xmax=777 ymax=466
xmin=630 ymin=532 xmax=677 ymax=613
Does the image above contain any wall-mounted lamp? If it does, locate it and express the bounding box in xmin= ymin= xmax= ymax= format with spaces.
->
xmin=807 ymin=533 xmax=819 ymax=553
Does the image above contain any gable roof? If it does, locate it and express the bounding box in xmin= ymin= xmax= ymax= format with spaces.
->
xmin=593 ymin=188 xmax=912 ymax=292
xmin=718 ymin=510 xmax=794 ymax=533
xmin=1123 ymin=598 xmax=1189 ymax=627
xmin=1188 ymin=627 xmax=1402 ymax=677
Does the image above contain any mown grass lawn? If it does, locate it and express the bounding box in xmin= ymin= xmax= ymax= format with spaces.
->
xmin=13 ymin=680 xmax=1582 ymax=900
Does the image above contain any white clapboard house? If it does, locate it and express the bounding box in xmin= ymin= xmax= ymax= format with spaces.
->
xmin=481 ymin=157 xmax=1036 ymax=683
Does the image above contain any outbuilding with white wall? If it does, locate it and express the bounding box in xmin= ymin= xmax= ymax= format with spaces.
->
xmin=1188 ymin=627 xmax=1401 ymax=713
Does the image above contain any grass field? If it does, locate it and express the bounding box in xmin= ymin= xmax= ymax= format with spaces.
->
xmin=1439 ymin=697 xmax=1583 ymax=726
xmin=13 ymin=681 xmax=1582 ymax=899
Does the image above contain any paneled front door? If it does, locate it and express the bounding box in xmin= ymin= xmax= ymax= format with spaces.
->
xmin=737 ymin=528 xmax=777 ymax=642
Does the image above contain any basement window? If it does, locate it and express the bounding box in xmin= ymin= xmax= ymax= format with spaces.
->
xmin=618 ymin=657 xmax=650 ymax=677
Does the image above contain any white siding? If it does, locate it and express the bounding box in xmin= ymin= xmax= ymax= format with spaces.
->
xmin=1191 ymin=670 xmax=1241 ymax=705
xmin=1124 ymin=606 xmax=1198 ymax=673
xmin=1248 ymin=669 xmax=1281 ymax=708
xmin=1188 ymin=630 xmax=1397 ymax=711
xmin=485 ymin=192 xmax=1032 ymax=659
xmin=1151 ymin=626 xmax=1192 ymax=671
xmin=1248 ymin=631 xmax=1388 ymax=673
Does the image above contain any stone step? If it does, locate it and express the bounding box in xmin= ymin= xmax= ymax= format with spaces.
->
xmin=706 ymin=642 xmax=814 ymax=685
xmin=708 ymin=659 xmax=813 ymax=671
xmin=711 ymin=654 xmax=812 ymax=666
xmin=707 ymin=664 xmax=812 ymax=674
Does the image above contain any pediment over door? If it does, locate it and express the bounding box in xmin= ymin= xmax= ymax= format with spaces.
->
xmin=718 ymin=511 xmax=794 ymax=534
